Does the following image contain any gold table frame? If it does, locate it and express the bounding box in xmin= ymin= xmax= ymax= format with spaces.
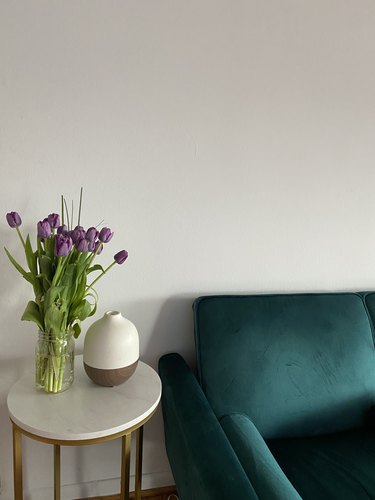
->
xmin=11 ymin=407 xmax=157 ymax=500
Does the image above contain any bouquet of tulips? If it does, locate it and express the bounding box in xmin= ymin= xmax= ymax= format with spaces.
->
xmin=5 ymin=192 xmax=128 ymax=392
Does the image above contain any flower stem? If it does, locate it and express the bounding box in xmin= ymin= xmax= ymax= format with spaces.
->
xmin=64 ymin=199 xmax=70 ymax=230
xmin=86 ymin=260 xmax=116 ymax=292
xmin=16 ymin=226 xmax=26 ymax=249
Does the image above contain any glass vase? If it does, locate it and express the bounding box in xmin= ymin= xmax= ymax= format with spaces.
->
xmin=35 ymin=330 xmax=75 ymax=393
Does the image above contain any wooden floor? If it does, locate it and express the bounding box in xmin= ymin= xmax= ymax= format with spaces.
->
xmin=78 ymin=485 xmax=178 ymax=500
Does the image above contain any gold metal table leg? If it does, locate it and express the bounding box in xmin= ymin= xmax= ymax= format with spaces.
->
xmin=54 ymin=444 xmax=61 ymax=500
xmin=135 ymin=426 xmax=144 ymax=500
xmin=13 ymin=424 xmax=23 ymax=500
xmin=121 ymin=433 xmax=131 ymax=500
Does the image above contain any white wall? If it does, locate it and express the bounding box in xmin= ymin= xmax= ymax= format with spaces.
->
xmin=1 ymin=0 xmax=375 ymax=497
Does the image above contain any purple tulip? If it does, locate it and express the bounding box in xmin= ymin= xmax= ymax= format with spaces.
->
xmin=37 ymin=219 xmax=51 ymax=239
xmin=6 ymin=212 xmax=22 ymax=228
xmin=57 ymin=224 xmax=68 ymax=235
xmin=88 ymin=240 xmax=96 ymax=252
xmin=47 ymin=213 xmax=60 ymax=228
xmin=94 ymin=240 xmax=103 ymax=255
xmin=71 ymin=226 xmax=86 ymax=244
xmin=86 ymin=226 xmax=99 ymax=242
xmin=114 ymin=250 xmax=128 ymax=264
xmin=54 ymin=234 xmax=73 ymax=257
xmin=76 ymin=236 xmax=89 ymax=253
xmin=99 ymin=227 xmax=114 ymax=243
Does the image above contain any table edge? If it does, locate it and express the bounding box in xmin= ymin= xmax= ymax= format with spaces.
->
xmin=9 ymin=394 xmax=161 ymax=443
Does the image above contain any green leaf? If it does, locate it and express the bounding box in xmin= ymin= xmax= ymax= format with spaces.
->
xmin=84 ymin=290 xmax=98 ymax=317
xmin=43 ymin=285 xmax=72 ymax=333
xmin=21 ymin=301 xmax=44 ymax=331
xmin=25 ymin=235 xmax=37 ymax=275
xmin=60 ymin=263 xmax=77 ymax=287
xmin=42 ymin=277 xmax=51 ymax=294
xmin=5 ymin=247 xmax=28 ymax=276
xmin=44 ymin=303 xmax=66 ymax=334
xmin=78 ymin=300 xmax=91 ymax=321
xmin=72 ymin=322 xmax=81 ymax=339
xmin=37 ymin=237 xmax=44 ymax=256
xmin=4 ymin=247 xmax=36 ymax=285
xmin=44 ymin=286 xmax=68 ymax=315
xmin=88 ymin=300 xmax=97 ymax=317
xmin=39 ymin=255 xmax=53 ymax=282
xmin=62 ymin=264 xmax=80 ymax=305
xmin=52 ymin=253 xmax=71 ymax=287
xmin=33 ymin=276 xmax=44 ymax=301
xmin=69 ymin=299 xmax=92 ymax=322
xmin=74 ymin=274 xmax=87 ymax=303
xmin=87 ymin=264 xmax=105 ymax=274
xmin=46 ymin=236 xmax=55 ymax=260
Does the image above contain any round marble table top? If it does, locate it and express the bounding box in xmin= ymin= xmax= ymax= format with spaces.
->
xmin=7 ymin=355 xmax=162 ymax=441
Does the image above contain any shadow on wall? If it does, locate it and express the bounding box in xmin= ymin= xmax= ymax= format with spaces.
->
xmin=129 ymin=294 xmax=199 ymax=473
xmin=145 ymin=294 xmax=196 ymax=369
xmin=125 ymin=294 xmax=197 ymax=371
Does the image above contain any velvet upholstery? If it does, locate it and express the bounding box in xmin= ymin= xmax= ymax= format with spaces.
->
xmin=268 ymin=427 xmax=375 ymax=499
xmin=159 ymin=292 xmax=375 ymax=499
xmin=220 ymin=413 xmax=301 ymax=500
xmin=158 ymin=353 xmax=258 ymax=500
xmin=194 ymin=293 xmax=375 ymax=438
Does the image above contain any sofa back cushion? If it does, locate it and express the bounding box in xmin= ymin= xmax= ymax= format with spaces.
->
xmin=193 ymin=293 xmax=375 ymax=439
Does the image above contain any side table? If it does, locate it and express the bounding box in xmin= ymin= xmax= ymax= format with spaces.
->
xmin=7 ymin=355 xmax=162 ymax=500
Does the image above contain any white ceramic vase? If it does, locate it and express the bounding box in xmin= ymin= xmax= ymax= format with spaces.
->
xmin=83 ymin=311 xmax=139 ymax=386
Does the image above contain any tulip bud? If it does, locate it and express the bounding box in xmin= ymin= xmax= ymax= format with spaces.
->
xmin=37 ymin=219 xmax=51 ymax=239
xmin=88 ymin=240 xmax=96 ymax=252
xmin=71 ymin=226 xmax=86 ymax=244
xmin=76 ymin=237 xmax=89 ymax=253
xmin=86 ymin=226 xmax=99 ymax=242
xmin=57 ymin=224 xmax=68 ymax=235
xmin=54 ymin=234 xmax=73 ymax=257
xmin=114 ymin=250 xmax=128 ymax=264
xmin=47 ymin=213 xmax=60 ymax=228
xmin=99 ymin=227 xmax=113 ymax=243
xmin=6 ymin=212 xmax=22 ymax=228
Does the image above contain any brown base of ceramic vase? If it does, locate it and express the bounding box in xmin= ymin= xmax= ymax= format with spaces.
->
xmin=84 ymin=360 xmax=139 ymax=386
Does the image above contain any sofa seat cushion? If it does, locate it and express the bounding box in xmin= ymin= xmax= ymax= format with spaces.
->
xmin=267 ymin=427 xmax=375 ymax=499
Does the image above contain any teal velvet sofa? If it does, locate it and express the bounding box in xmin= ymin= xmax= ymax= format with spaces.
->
xmin=159 ymin=293 xmax=375 ymax=500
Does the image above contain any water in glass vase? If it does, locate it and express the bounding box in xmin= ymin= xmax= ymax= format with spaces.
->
xmin=35 ymin=331 xmax=75 ymax=393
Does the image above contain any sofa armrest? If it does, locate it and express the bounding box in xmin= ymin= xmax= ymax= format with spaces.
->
xmin=220 ymin=413 xmax=302 ymax=500
xmin=159 ymin=353 xmax=258 ymax=500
